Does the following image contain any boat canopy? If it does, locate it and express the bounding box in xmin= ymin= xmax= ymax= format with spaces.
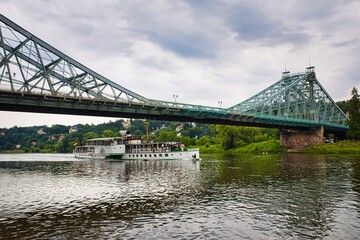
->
xmin=119 ymin=130 xmax=131 ymax=136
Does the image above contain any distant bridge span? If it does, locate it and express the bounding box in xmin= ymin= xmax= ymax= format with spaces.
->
xmin=0 ymin=15 xmax=349 ymax=145
xmin=1 ymin=89 xmax=343 ymax=131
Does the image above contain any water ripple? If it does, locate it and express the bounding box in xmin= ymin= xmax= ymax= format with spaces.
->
xmin=1 ymin=154 xmax=360 ymax=239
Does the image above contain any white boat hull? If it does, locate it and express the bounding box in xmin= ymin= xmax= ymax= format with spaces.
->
xmin=73 ymin=134 xmax=200 ymax=161
xmin=74 ymin=149 xmax=200 ymax=160
xmin=121 ymin=149 xmax=199 ymax=160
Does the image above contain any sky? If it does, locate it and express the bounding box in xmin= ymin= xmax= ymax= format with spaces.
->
xmin=1 ymin=0 xmax=359 ymax=128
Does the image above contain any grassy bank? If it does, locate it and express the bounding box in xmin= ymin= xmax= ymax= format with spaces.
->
xmin=1 ymin=149 xmax=26 ymax=154
xmin=199 ymin=144 xmax=225 ymax=154
xmin=229 ymin=140 xmax=288 ymax=153
xmin=300 ymin=140 xmax=360 ymax=154
xmin=200 ymin=140 xmax=360 ymax=154
xmin=200 ymin=140 xmax=288 ymax=154
xmin=1 ymin=149 xmax=57 ymax=154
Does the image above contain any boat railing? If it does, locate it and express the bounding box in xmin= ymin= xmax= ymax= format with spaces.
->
xmin=74 ymin=146 xmax=95 ymax=153
xmin=130 ymin=147 xmax=191 ymax=154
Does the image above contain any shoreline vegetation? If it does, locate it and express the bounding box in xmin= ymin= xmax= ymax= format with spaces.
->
xmin=2 ymin=140 xmax=360 ymax=155
xmin=200 ymin=140 xmax=360 ymax=155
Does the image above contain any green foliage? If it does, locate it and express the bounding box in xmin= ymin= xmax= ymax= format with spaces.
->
xmin=336 ymin=100 xmax=351 ymax=114
xmin=102 ymin=130 xmax=117 ymax=138
xmin=215 ymin=125 xmax=279 ymax=149
xmin=196 ymin=135 xmax=217 ymax=146
xmin=181 ymin=136 xmax=195 ymax=147
xmin=43 ymin=124 xmax=68 ymax=134
xmin=230 ymin=140 xmax=287 ymax=153
xmin=157 ymin=131 xmax=178 ymax=142
xmin=82 ymin=132 xmax=99 ymax=144
xmin=347 ymin=87 xmax=360 ymax=139
xmin=199 ymin=144 xmax=224 ymax=153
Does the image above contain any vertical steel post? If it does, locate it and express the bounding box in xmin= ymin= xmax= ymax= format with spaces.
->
xmin=306 ymin=66 xmax=315 ymax=120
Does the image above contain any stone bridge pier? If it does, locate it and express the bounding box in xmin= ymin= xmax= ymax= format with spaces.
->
xmin=280 ymin=126 xmax=324 ymax=148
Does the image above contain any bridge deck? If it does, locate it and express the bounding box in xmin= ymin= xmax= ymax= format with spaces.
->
xmin=0 ymin=90 xmax=348 ymax=133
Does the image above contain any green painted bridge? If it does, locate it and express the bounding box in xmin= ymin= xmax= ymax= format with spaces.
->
xmin=0 ymin=14 xmax=348 ymax=135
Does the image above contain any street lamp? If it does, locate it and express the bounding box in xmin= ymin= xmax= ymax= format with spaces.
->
xmin=173 ymin=94 xmax=178 ymax=103
xmin=218 ymin=100 xmax=223 ymax=108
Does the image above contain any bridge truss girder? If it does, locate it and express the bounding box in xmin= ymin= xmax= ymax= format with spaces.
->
xmin=1 ymin=90 xmax=345 ymax=132
xmin=0 ymin=15 xmax=149 ymax=104
xmin=229 ymin=68 xmax=348 ymax=126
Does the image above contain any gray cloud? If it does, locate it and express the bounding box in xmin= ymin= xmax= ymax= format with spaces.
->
xmin=331 ymin=38 xmax=360 ymax=48
xmin=186 ymin=1 xmax=311 ymax=46
xmin=227 ymin=14 xmax=310 ymax=46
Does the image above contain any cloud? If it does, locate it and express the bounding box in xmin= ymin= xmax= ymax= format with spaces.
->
xmin=331 ymin=38 xmax=360 ymax=48
xmin=225 ymin=3 xmax=310 ymax=46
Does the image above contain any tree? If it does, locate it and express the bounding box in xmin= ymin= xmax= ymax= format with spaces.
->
xmin=102 ymin=130 xmax=117 ymax=138
xmin=82 ymin=132 xmax=99 ymax=145
xmin=337 ymin=100 xmax=351 ymax=114
xmin=181 ymin=136 xmax=194 ymax=147
xmin=347 ymin=87 xmax=360 ymax=139
xmin=215 ymin=125 xmax=240 ymax=149
xmin=157 ymin=130 xmax=178 ymax=142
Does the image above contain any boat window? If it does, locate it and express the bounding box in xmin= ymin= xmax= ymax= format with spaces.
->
xmin=136 ymin=155 xmax=139 ymax=157
xmin=154 ymin=154 xmax=157 ymax=157
xmin=165 ymin=154 xmax=168 ymax=157
xmin=144 ymin=154 xmax=147 ymax=157
xmin=159 ymin=154 xmax=162 ymax=157
xmin=140 ymin=155 xmax=143 ymax=157
xmin=149 ymin=154 xmax=152 ymax=157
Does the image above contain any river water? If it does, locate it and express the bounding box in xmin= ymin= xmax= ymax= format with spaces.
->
xmin=0 ymin=153 xmax=359 ymax=239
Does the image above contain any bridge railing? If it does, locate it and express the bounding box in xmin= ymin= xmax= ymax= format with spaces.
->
xmin=148 ymin=99 xmax=229 ymax=114
xmin=254 ymin=113 xmax=348 ymax=130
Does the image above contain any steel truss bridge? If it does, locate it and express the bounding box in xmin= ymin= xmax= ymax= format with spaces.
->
xmin=0 ymin=15 xmax=348 ymax=133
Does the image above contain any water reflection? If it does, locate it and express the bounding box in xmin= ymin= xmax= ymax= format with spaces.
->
xmin=0 ymin=153 xmax=359 ymax=239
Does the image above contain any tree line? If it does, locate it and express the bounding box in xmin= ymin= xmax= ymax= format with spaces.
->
xmin=0 ymin=118 xmax=280 ymax=153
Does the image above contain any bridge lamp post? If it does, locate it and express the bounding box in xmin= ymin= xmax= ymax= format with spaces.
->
xmin=218 ymin=101 xmax=223 ymax=108
xmin=173 ymin=94 xmax=178 ymax=103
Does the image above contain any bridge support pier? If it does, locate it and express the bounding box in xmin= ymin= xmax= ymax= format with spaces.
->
xmin=280 ymin=126 xmax=324 ymax=148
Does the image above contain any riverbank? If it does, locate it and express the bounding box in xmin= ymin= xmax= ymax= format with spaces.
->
xmin=199 ymin=140 xmax=288 ymax=154
xmin=199 ymin=140 xmax=360 ymax=154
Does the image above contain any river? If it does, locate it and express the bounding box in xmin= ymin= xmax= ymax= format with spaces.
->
xmin=0 ymin=153 xmax=359 ymax=239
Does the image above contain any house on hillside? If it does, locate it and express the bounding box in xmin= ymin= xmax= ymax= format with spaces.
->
xmin=37 ymin=128 xmax=47 ymax=135
xmin=69 ymin=126 xmax=78 ymax=134
xmin=176 ymin=124 xmax=183 ymax=132
xmin=122 ymin=120 xmax=131 ymax=129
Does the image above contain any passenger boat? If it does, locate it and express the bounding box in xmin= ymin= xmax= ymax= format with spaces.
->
xmin=73 ymin=130 xmax=200 ymax=160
